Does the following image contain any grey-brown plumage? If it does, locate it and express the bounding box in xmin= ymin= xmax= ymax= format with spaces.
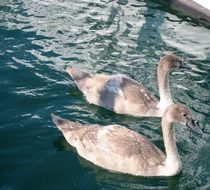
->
xmin=51 ymin=104 xmax=202 ymax=176
xmin=66 ymin=54 xmax=191 ymax=117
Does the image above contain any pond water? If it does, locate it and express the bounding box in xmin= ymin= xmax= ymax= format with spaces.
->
xmin=0 ymin=0 xmax=210 ymax=189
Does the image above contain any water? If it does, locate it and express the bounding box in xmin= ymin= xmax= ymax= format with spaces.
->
xmin=0 ymin=0 xmax=210 ymax=189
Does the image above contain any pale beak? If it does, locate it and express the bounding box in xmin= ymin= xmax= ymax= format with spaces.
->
xmin=186 ymin=119 xmax=203 ymax=135
xmin=179 ymin=60 xmax=192 ymax=70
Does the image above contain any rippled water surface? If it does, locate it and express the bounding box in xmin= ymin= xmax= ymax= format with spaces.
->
xmin=0 ymin=0 xmax=210 ymax=189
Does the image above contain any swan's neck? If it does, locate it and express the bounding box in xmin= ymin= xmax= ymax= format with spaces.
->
xmin=162 ymin=118 xmax=182 ymax=175
xmin=157 ymin=69 xmax=173 ymax=110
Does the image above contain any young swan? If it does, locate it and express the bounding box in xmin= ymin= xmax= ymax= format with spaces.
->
xmin=51 ymin=104 xmax=202 ymax=177
xmin=66 ymin=54 xmax=191 ymax=117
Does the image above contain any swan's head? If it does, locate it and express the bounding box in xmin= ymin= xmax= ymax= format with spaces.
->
xmin=158 ymin=54 xmax=191 ymax=73
xmin=164 ymin=104 xmax=202 ymax=135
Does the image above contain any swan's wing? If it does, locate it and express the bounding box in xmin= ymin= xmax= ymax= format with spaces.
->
xmin=77 ymin=125 xmax=165 ymax=175
xmin=77 ymin=125 xmax=164 ymax=167
xmin=93 ymin=125 xmax=165 ymax=165
xmin=120 ymin=76 xmax=158 ymax=104
xmin=101 ymin=75 xmax=158 ymax=109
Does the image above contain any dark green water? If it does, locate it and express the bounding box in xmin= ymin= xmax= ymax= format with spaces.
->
xmin=0 ymin=0 xmax=210 ymax=189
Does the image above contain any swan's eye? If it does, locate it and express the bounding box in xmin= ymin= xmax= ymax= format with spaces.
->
xmin=182 ymin=113 xmax=187 ymax=117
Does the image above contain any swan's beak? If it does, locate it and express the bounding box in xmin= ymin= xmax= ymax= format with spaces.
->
xmin=186 ymin=119 xmax=203 ymax=135
xmin=179 ymin=61 xmax=192 ymax=70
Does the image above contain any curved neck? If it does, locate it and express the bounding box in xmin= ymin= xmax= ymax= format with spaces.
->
xmin=161 ymin=118 xmax=181 ymax=169
xmin=157 ymin=68 xmax=173 ymax=106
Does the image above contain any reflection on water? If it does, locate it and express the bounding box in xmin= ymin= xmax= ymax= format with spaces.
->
xmin=0 ymin=0 xmax=210 ymax=189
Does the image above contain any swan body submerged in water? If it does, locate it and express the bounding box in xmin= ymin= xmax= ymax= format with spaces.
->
xmin=51 ymin=104 xmax=202 ymax=177
xmin=66 ymin=54 xmax=191 ymax=117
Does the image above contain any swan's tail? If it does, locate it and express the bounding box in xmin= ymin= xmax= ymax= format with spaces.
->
xmin=66 ymin=66 xmax=90 ymax=81
xmin=51 ymin=113 xmax=70 ymax=131
xmin=51 ymin=113 xmax=83 ymax=132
